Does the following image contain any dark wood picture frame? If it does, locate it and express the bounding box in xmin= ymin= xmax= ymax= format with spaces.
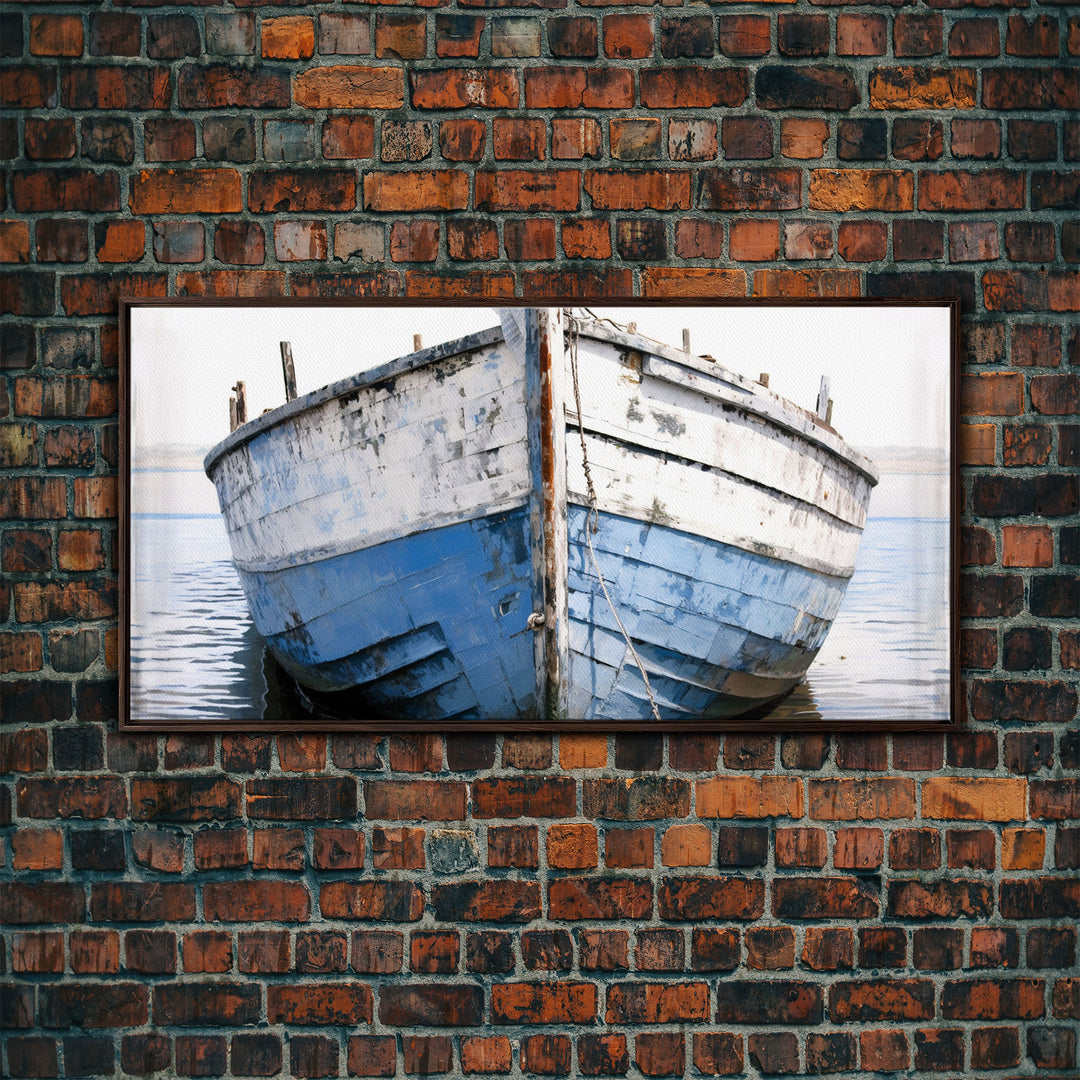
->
xmin=119 ymin=296 xmax=961 ymax=733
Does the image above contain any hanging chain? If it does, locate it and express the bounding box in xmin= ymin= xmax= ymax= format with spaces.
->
xmin=565 ymin=310 xmax=662 ymax=723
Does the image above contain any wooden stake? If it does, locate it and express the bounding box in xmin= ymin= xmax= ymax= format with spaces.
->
xmin=682 ymin=328 xmax=691 ymax=353
xmin=413 ymin=334 xmax=423 ymax=352
xmin=280 ymin=342 xmax=297 ymax=402
xmin=233 ymin=381 xmax=247 ymax=426
xmin=816 ymin=376 xmax=831 ymax=419
xmin=229 ymin=396 xmax=239 ymax=432
xmin=758 ymin=373 xmax=769 ymax=388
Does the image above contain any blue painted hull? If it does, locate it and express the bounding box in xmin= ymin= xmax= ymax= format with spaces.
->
xmin=236 ymin=507 xmax=539 ymax=721
xmin=237 ymin=503 xmax=848 ymax=723
xmin=565 ymin=507 xmax=846 ymax=721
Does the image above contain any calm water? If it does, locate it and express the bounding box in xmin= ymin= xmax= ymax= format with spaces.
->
xmin=130 ymin=469 xmax=950 ymax=724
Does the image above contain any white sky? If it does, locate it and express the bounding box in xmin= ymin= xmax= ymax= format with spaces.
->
xmin=130 ymin=303 xmax=952 ymax=457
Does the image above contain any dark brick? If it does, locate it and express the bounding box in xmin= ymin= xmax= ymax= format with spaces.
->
xmin=913 ymin=927 xmax=964 ymax=970
xmin=231 ymin=1035 xmax=282 ymax=1077
xmin=806 ymin=1032 xmax=856 ymax=1074
xmin=53 ymin=725 xmax=104 ymax=770
xmin=914 ymin=1029 xmax=964 ymax=1072
xmin=466 ymin=931 xmax=514 ymax=973
xmin=779 ymin=15 xmax=829 ymax=57
xmin=715 ymin=981 xmax=822 ymax=1024
xmin=756 ymin=67 xmax=859 ymax=110
xmin=63 ymin=1036 xmax=113 ymax=1078
xmin=71 ymin=829 xmax=125 ymax=871
xmin=549 ymin=17 xmax=597 ymax=58
xmin=661 ymin=17 xmax=713 ymax=58
xmin=380 ymin=985 xmax=484 ymax=1027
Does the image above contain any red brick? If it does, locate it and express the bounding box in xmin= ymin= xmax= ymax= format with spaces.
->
xmin=402 ymin=1035 xmax=452 ymax=1074
xmin=658 ymin=877 xmax=764 ymax=921
xmin=435 ymin=15 xmax=483 ymax=58
xmin=184 ymin=931 xmax=232 ymax=974
xmin=18 ymin=778 xmax=125 ymax=820
xmin=521 ymin=1034 xmax=570 ymax=1075
xmin=322 ymin=115 xmax=375 ymax=160
xmin=237 ymin=930 xmax=290 ymax=973
xmin=547 ymin=823 xmax=598 ymax=869
xmin=718 ymin=14 xmax=770 ymax=57
xmin=130 ymin=168 xmax=240 ymax=214
xmin=1 ymin=66 xmax=58 ymax=108
xmin=13 ymin=169 xmax=119 ymax=212
xmin=262 ymin=16 xmax=314 ymax=59
xmin=476 ymin=170 xmax=579 ymax=212
xmin=505 ymin=219 xmax=555 ymax=261
xmin=641 ymin=68 xmax=746 ymax=109
xmin=376 ymin=14 xmax=426 ymax=60
xmin=411 ymin=931 xmax=459 ymax=974
xmin=562 ymin=219 xmax=610 ymax=260
xmin=379 ymin=984 xmax=484 ymax=1027
xmin=697 ymin=776 xmax=803 ymax=819
xmin=365 ymin=779 xmax=465 ymax=820
xmin=12 ymin=932 xmax=64 ymax=973
xmin=838 ymin=14 xmax=887 ymax=55
xmin=371 ymin=826 xmax=424 ymax=869
xmin=322 ymin=881 xmax=423 ymax=921
xmin=364 ymin=171 xmax=468 ymax=212
xmin=413 ymin=69 xmax=517 ymax=109
xmin=693 ymin=1032 xmax=743 ymax=1076
xmin=352 ymin=931 xmax=404 ymax=973
xmin=526 ymin=67 xmax=632 ymax=109
xmin=950 ymin=18 xmax=1000 ymax=57
xmin=636 ymin=1034 xmax=684 ymax=1077
xmin=132 ymin=830 xmax=185 ymax=873
xmin=391 ymin=220 xmax=440 ymax=263
xmin=781 ymin=118 xmax=828 ymax=160
xmin=69 ymin=931 xmax=119 ymax=973
xmin=348 ymin=1036 xmax=397 ymax=1078
xmin=291 ymin=931 xmax=349 ymax=972
xmin=604 ymin=14 xmax=653 ymax=58
xmin=491 ymin=982 xmax=596 ymax=1025
xmin=387 ymin=734 xmax=441 ymax=772
xmin=461 ymin=1036 xmax=512 ymax=1074
xmin=869 ymin=67 xmax=977 ymax=109
xmin=203 ymin=881 xmax=310 ymax=922
xmin=193 ymin=828 xmax=247 ymax=869
xmin=293 ymin=66 xmax=403 ymax=110
xmin=438 ymin=118 xmax=485 ymax=162
xmin=22 ymin=117 xmax=74 ymax=161
xmin=839 ymin=220 xmax=887 ymax=261
xmin=268 ymin=983 xmax=373 ymax=1025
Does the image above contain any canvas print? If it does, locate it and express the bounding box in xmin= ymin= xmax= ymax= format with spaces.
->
xmin=121 ymin=301 xmax=956 ymax=729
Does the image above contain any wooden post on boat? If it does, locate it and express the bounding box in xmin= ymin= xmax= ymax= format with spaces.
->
xmin=229 ymin=381 xmax=247 ymax=432
xmin=817 ymin=376 xmax=831 ymax=420
xmin=534 ymin=307 xmax=570 ymax=719
xmin=682 ymin=328 xmax=691 ymax=353
xmin=758 ymin=373 xmax=769 ymax=388
xmin=280 ymin=342 xmax=297 ymax=403
xmin=413 ymin=334 xmax=423 ymax=352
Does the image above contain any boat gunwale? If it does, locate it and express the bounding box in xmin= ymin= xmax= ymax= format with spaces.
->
xmin=203 ymin=311 xmax=878 ymax=489
xmin=572 ymin=318 xmax=880 ymax=487
xmin=203 ymin=324 xmax=507 ymax=476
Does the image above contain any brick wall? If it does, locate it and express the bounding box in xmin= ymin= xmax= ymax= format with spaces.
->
xmin=1 ymin=0 xmax=1078 ymax=1076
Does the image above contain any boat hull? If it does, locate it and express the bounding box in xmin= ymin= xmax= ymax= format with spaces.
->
xmin=206 ymin=310 xmax=877 ymax=723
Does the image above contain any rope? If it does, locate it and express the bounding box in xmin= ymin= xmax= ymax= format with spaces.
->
xmin=565 ymin=310 xmax=662 ymax=723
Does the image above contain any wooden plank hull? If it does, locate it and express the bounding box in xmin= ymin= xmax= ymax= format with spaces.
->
xmin=205 ymin=310 xmax=877 ymax=722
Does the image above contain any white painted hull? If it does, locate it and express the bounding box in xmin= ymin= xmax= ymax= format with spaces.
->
xmin=205 ymin=310 xmax=877 ymax=722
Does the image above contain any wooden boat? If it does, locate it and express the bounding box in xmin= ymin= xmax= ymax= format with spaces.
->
xmin=204 ymin=308 xmax=878 ymax=723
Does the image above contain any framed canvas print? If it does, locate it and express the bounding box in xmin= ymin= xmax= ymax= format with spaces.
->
xmin=119 ymin=298 xmax=959 ymax=732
